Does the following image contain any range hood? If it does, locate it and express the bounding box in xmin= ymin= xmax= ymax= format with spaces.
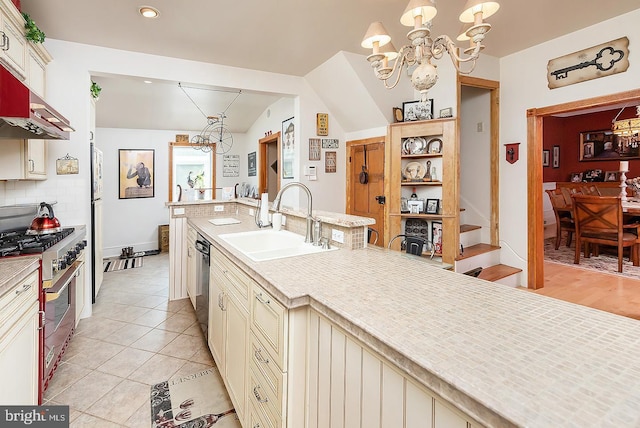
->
xmin=0 ymin=65 xmax=74 ymax=140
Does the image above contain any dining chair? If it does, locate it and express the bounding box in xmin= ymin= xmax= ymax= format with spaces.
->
xmin=580 ymin=185 xmax=601 ymax=196
xmin=571 ymin=194 xmax=640 ymax=273
xmin=545 ymin=189 xmax=575 ymax=250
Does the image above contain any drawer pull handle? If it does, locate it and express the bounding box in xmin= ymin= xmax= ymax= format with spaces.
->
xmin=253 ymin=424 xmax=261 ymax=428
xmin=254 ymin=348 xmax=270 ymax=364
xmin=253 ymin=386 xmax=268 ymax=403
xmin=38 ymin=310 xmax=46 ymax=330
xmin=255 ymin=293 xmax=271 ymax=305
xmin=0 ymin=32 xmax=8 ymax=51
xmin=218 ymin=292 xmax=226 ymax=311
xmin=15 ymin=283 xmax=31 ymax=295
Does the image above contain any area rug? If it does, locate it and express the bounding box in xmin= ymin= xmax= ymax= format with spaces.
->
xmin=544 ymin=237 xmax=640 ymax=280
xmin=150 ymin=368 xmax=239 ymax=427
xmin=103 ymin=257 xmax=143 ymax=272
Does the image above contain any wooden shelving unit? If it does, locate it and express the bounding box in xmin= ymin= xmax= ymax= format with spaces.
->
xmin=385 ymin=118 xmax=460 ymax=265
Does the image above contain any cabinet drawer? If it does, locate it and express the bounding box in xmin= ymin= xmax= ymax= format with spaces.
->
xmin=187 ymin=225 xmax=197 ymax=244
xmin=251 ymin=284 xmax=287 ymax=371
xmin=249 ymin=367 xmax=282 ymax=428
xmin=0 ymin=269 xmax=38 ymax=327
xmin=250 ymin=333 xmax=285 ymax=408
xmin=215 ymin=251 xmax=251 ymax=311
xmin=248 ymin=395 xmax=276 ymax=428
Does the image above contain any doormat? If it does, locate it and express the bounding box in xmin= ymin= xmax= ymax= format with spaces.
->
xmin=544 ymin=238 xmax=640 ymax=280
xmin=150 ymin=368 xmax=239 ymax=427
xmin=103 ymin=257 xmax=143 ymax=272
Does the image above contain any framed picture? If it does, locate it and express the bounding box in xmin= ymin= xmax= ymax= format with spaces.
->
xmin=248 ymin=152 xmax=256 ymax=176
xmin=570 ymin=172 xmax=583 ymax=183
xmin=119 ymin=149 xmax=154 ymax=199
xmin=427 ymin=138 xmax=442 ymax=154
xmin=309 ymin=138 xmax=321 ymax=161
xmin=431 ymin=221 xmax=442 ymax=255
xmin=325 ymin=151 xmax=336 ymax=173
xmin=403 ymin=99 xmax=434 ymax=122
xmin=604 ymin=171 xmax=620 ymax=182
xmin=552 ymin=145 xmax=560 ymax=168
xmin=282 ymin=117 xmax=295 ymax=179
xmin=316 ymin=113 xmax=328 ymax=136
xmin=439 ymin=107 xmax=452 ymax=118
xmin=542 ymin=149 xmax=550 ymax=167
xmin=579 ymin=129 xmax=640 ymax=161
xmin=322 ymin=138 xmax=339 ymax=149
xmin=425 ymin=199 xmax=439 ymax=214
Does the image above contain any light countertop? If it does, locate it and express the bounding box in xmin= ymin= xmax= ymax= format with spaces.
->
xmin=191 ymin=215 xmax=640 ymax=427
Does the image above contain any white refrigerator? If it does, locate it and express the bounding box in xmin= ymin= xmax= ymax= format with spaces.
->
xmin=90 ymin=143 xmax=104 ymax=301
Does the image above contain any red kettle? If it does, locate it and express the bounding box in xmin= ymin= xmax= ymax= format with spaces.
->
xmin=27 ymin=202 xmax=62 ymax=234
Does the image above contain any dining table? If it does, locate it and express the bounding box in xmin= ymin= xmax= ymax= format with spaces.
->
xmin=622 ymin=199 xmax=640 ymax=214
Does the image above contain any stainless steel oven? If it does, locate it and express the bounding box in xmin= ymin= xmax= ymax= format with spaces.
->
xmin=195 ymin=233 xmax=210 ymax=338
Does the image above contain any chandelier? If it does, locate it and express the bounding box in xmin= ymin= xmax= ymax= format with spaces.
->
xmin=361 ymin=0 xmax=500 ymax=101
xmin=612 ymin=106 xmax=640 ymax=137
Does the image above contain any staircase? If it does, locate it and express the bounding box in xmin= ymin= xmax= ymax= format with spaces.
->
xmin=456 ymin=224 xmax=522 ymax=287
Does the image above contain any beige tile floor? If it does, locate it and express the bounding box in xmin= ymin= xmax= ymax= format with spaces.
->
xmin=44 ymin=253 xmax=232 ymax=427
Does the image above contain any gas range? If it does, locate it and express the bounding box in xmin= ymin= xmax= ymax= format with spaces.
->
xmin=0 ymin=225 xmax=87 ymax=282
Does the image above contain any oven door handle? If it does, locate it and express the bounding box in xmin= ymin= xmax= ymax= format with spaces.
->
xmin=45 ymin=261 xmax=80 ymax=302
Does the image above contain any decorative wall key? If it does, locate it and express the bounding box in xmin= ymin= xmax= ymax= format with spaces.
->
xmin=547 ymin=37 xmax=629 ymax=89
xmin=550 ymin=46 xmax=624 ymax=80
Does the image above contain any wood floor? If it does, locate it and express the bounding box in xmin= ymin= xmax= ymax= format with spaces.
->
xmin=529 ymin=261 xmax=640 ymax=320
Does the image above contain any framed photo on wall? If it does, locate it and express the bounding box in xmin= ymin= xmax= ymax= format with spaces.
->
xmin=282 ymin=117 xmax=295 ymax=179
xmin=542 ymin=149 xmax=550 ymax=167
xmin=119 ymin=149 xmax=154 ymax=199
xmin=325 ymin=151 xmax=337 ymax=173
xmin=552 ymin=145 xmax=560 ymax=168
xmin=579 ymin=129 xmax=640 ymax=161
xmin=309 ymin=138 xmax=321 ymax=161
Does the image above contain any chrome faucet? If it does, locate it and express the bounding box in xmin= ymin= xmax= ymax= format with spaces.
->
xmin=272 ymin=182 xmax=314 ymax=243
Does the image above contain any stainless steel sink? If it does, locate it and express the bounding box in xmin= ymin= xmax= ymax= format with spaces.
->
xmin=218 ymin=229 xmax=338 ymax=261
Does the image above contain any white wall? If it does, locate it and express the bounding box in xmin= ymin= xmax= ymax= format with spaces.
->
xmin=460 ymin=86 xmax=492 ymax=243
xmin=96 ymin=127 xmax=202 ymax=257
xmin=499 ymin=8 xmax=640 ymax=279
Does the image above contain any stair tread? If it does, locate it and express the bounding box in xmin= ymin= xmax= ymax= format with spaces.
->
xmin=460 ymin=224 xmax=481 ymax=233
xmin=457 ymin=243 xmax=500 ymax=260
xmin=478 ymin=264 xmax=522 ymax=282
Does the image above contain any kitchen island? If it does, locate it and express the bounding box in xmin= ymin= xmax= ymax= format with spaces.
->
xmin=189 ymin=214 xmax=640 ymax=428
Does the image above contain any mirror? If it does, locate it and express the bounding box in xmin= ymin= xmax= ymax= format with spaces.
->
xmin=169 ymin=142 xmax=215 ymax=202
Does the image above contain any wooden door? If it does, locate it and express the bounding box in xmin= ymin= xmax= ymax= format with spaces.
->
xmin=347 ymin=138 xmax=385 ymax=246
xmin=258 ymin=132 xmax=281 ymax=201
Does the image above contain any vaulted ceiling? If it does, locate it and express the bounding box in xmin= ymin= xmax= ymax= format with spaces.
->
xmin=20 ymin=0 xmax=640 ymax=131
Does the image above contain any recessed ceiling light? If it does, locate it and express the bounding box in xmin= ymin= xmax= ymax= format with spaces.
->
xmin=139 ymin=6 xmax=159 ymax=18
xmin=143 ymin=80 xmax=152 ymax=84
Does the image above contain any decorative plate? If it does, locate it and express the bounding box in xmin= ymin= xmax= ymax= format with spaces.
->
xmin=403 ymin=162 xmax=426 ymax=181
xmin=402 ymin=137 xmax=427 ymax=155
xmin=427 ymin=138 xmax=443 ymax=154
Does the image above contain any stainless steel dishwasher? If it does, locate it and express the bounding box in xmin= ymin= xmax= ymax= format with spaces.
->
xmin=194 ymin=233 xmax=210 ymax=338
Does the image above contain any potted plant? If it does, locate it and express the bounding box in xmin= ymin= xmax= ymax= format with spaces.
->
xmin=22 ymin=13 xmax=45 ymax=43
xmin=90 ymin=81 xmax=102 ymax=100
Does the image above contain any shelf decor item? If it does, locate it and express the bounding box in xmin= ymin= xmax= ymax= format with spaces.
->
xmin=432 ymin=221 xmax=443 ymax=255
xmin=425 ymin=199 xmax=439 ymax=214
xmin=403 ymin=99 xmax=433 ymax=121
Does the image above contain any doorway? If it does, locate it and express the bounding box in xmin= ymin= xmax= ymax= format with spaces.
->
xmin=527 ymin=88 xmax=640 ymax=289
xmin=458 ymin=76 xmax=500 ymax=247
xmin=346 ymin=137 xmax=385 ymax=247
xmin=258 ymin=132 xmax=281 ymax=201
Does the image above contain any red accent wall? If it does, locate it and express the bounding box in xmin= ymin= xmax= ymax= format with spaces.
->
xmin=543 ymin=108 xmax=638 ymax=182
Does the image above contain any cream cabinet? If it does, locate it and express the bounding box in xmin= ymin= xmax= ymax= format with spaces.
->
xmin=75 ymin=256 xmax=86 ymax=326
xmin=307 ymin=310 xmax=478 ymax=428
xmin=0 ymin=0 xmax=27 ymax=80
xmin=209 ymin=248 xmax=249 ymax=423
xmin=168 ymin=216 xmax=188 ymax=300
xmin=186 ymin=225 xmax=197 ymax=309
xmin=0 ymin=266 xmax=40 ymax=405
xmin=0 ymin=139 xmax=47 ymax=180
